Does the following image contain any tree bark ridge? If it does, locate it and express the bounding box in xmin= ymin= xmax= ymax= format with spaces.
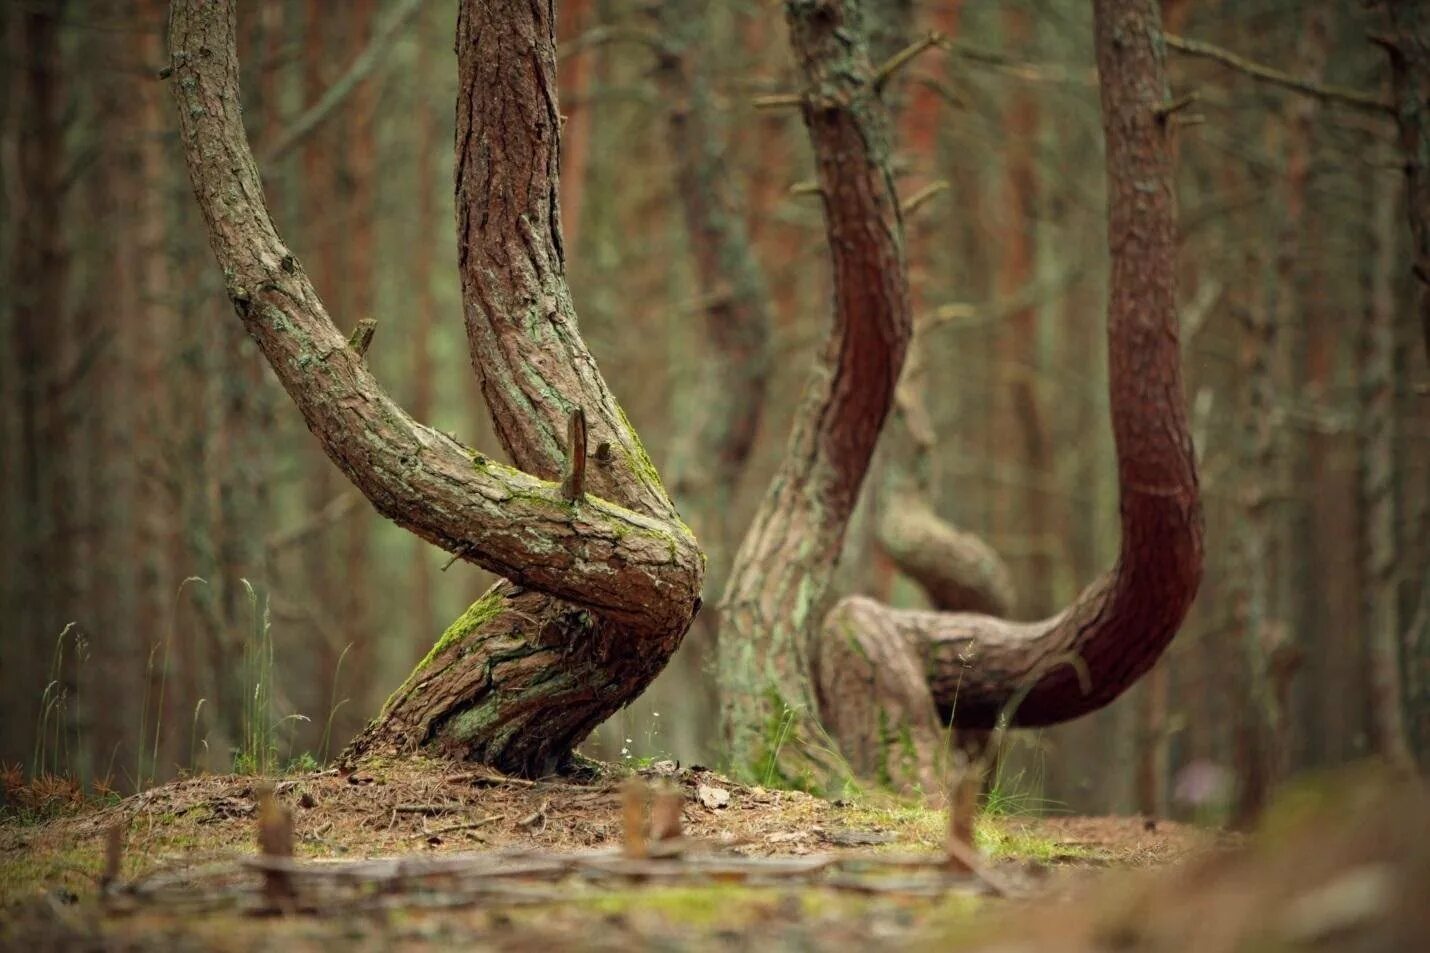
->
xmin=716 ymin=0 xmax=912 ymax=784
xmin=169 ymin=0 xmax=702 ymax=777
xmin=813 ymin=0 xmax=1203 ymax=790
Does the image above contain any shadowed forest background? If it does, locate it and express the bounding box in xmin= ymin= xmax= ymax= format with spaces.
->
xmin=2 ymin=0 xmax=1426 ymax=822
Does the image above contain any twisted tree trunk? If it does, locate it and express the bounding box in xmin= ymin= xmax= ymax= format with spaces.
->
xmin=716 ymin=0 xmax=913 ymax=785
xmin=813 ymin=0 xmax=1203 ymax=792
xmin=169 ymin=0 xmax=703 ymax=778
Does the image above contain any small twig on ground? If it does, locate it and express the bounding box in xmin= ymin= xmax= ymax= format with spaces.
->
xmin=517 ymin=800 xmax=551 ymax=831
xmin=394 ymin=803 xmax=462 ymax=815
xmin=444 ymin=769 xmax=537 ymax=787
xmin=413 ymin=814 xmax=506 ymax=839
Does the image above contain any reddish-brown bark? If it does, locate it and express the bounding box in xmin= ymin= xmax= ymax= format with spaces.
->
xmin=813 ymin=0 xmax=1203 ymax=790
xmin=716 ymin=0 xmax=913 ymax=782
xmin=555 ymin=0 xmax=596 ymax=251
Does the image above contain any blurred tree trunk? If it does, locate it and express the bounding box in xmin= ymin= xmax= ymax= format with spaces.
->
xmin=1384 ymin=0 xmax=1430 ymax=363
xmin=0 ymin=10 xmax=14 ymax=741
xmin=170 ymin=0 xmax=703 ymax=778
xmin=556 ymin=0 xmax=596 ymax=251
xmin=992 ymin=4 xmax=1051 ymax=615
xmin=1382 ymin=0 xmax=1430 ymax=762
xmin=1361 ymin=157 xmax=1416 ymax=773
xmin=5 ymin=0 xmax=70 ymax=767
xmin=1230 ymin=5 xmax=1325 ymax=824
xmin=300 ymin=0 xmax=346 ymax=754
xmin=408 ymin=0 xmax=440 ymax=670
xmin=1134 ymin=0 xmax=1195 ymax=821
xmin=878 ymin=0 xmax=1014 ymax=623
xmin=335 ymin=0 xmax=379 ymax=746
xmin=651 ymin=0 xmax=772 ymax=563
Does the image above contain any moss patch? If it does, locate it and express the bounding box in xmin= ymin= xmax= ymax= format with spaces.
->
xmin=381 ymin=590 xmax=510 ymax=716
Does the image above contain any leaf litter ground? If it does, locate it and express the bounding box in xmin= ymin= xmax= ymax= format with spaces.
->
xmin=1 ymin=757 xmax=1424 ymax=951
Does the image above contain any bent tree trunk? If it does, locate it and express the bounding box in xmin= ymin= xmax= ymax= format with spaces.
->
xmin=815 ymin=0 xmax=1204 ymax=792
xmin=717 ymin=0 xmax=913 ymax=786
xmin=169 ymin=0 xmax=703 ymax=777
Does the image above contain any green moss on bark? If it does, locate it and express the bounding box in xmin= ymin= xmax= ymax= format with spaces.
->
xmin=380 ymin=590 xmax=509 ymax=716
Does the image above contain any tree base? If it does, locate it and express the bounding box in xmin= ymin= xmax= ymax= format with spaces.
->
xmin=344 ymin=581 xmax=688 ymax=778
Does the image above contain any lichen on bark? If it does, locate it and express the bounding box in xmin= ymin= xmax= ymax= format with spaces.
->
xmin=168 ymin=0 xmax=703 ymax=778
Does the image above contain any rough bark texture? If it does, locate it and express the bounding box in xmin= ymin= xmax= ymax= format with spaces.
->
xmin=813 ymin=0 xmax=1203 ymax=791
xmin=169 ymin=0 xmax=702 ymax=778
xmin=716 ymin=0 xmax=911 ymax=785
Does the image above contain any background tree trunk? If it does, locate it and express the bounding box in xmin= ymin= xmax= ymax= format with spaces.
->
xmin=4 ymin=1 xmax=70 ymax=769
xmin=1361 ymin=157 xmax=1416 ymax=772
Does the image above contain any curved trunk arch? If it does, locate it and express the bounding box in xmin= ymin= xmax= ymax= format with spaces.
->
xmin=168 ymin=0 xmax=703 ymax=778
xmin=769 ymin=0 xmax=1203 ymax=792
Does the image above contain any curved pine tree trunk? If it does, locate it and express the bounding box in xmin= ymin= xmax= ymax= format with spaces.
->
xmin=168 ymin=0 xmax=703 ymax=779
xmin=715 ymin=0 xmax=913 ymax=786
xmin=728 ymin=0 xmax=1204 ymax=791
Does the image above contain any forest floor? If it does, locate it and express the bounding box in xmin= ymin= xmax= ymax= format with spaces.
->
xmin=1 ymin=757 xmax=1425 ymax=951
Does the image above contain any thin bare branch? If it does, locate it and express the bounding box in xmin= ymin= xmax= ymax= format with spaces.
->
xmin=260 ymin=0 xmax=425 ymax=164
xmin=875 ymin=31 xmax=945 ymax=91
xmin=1165 ymin=33 xmax=1392 ymax=115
